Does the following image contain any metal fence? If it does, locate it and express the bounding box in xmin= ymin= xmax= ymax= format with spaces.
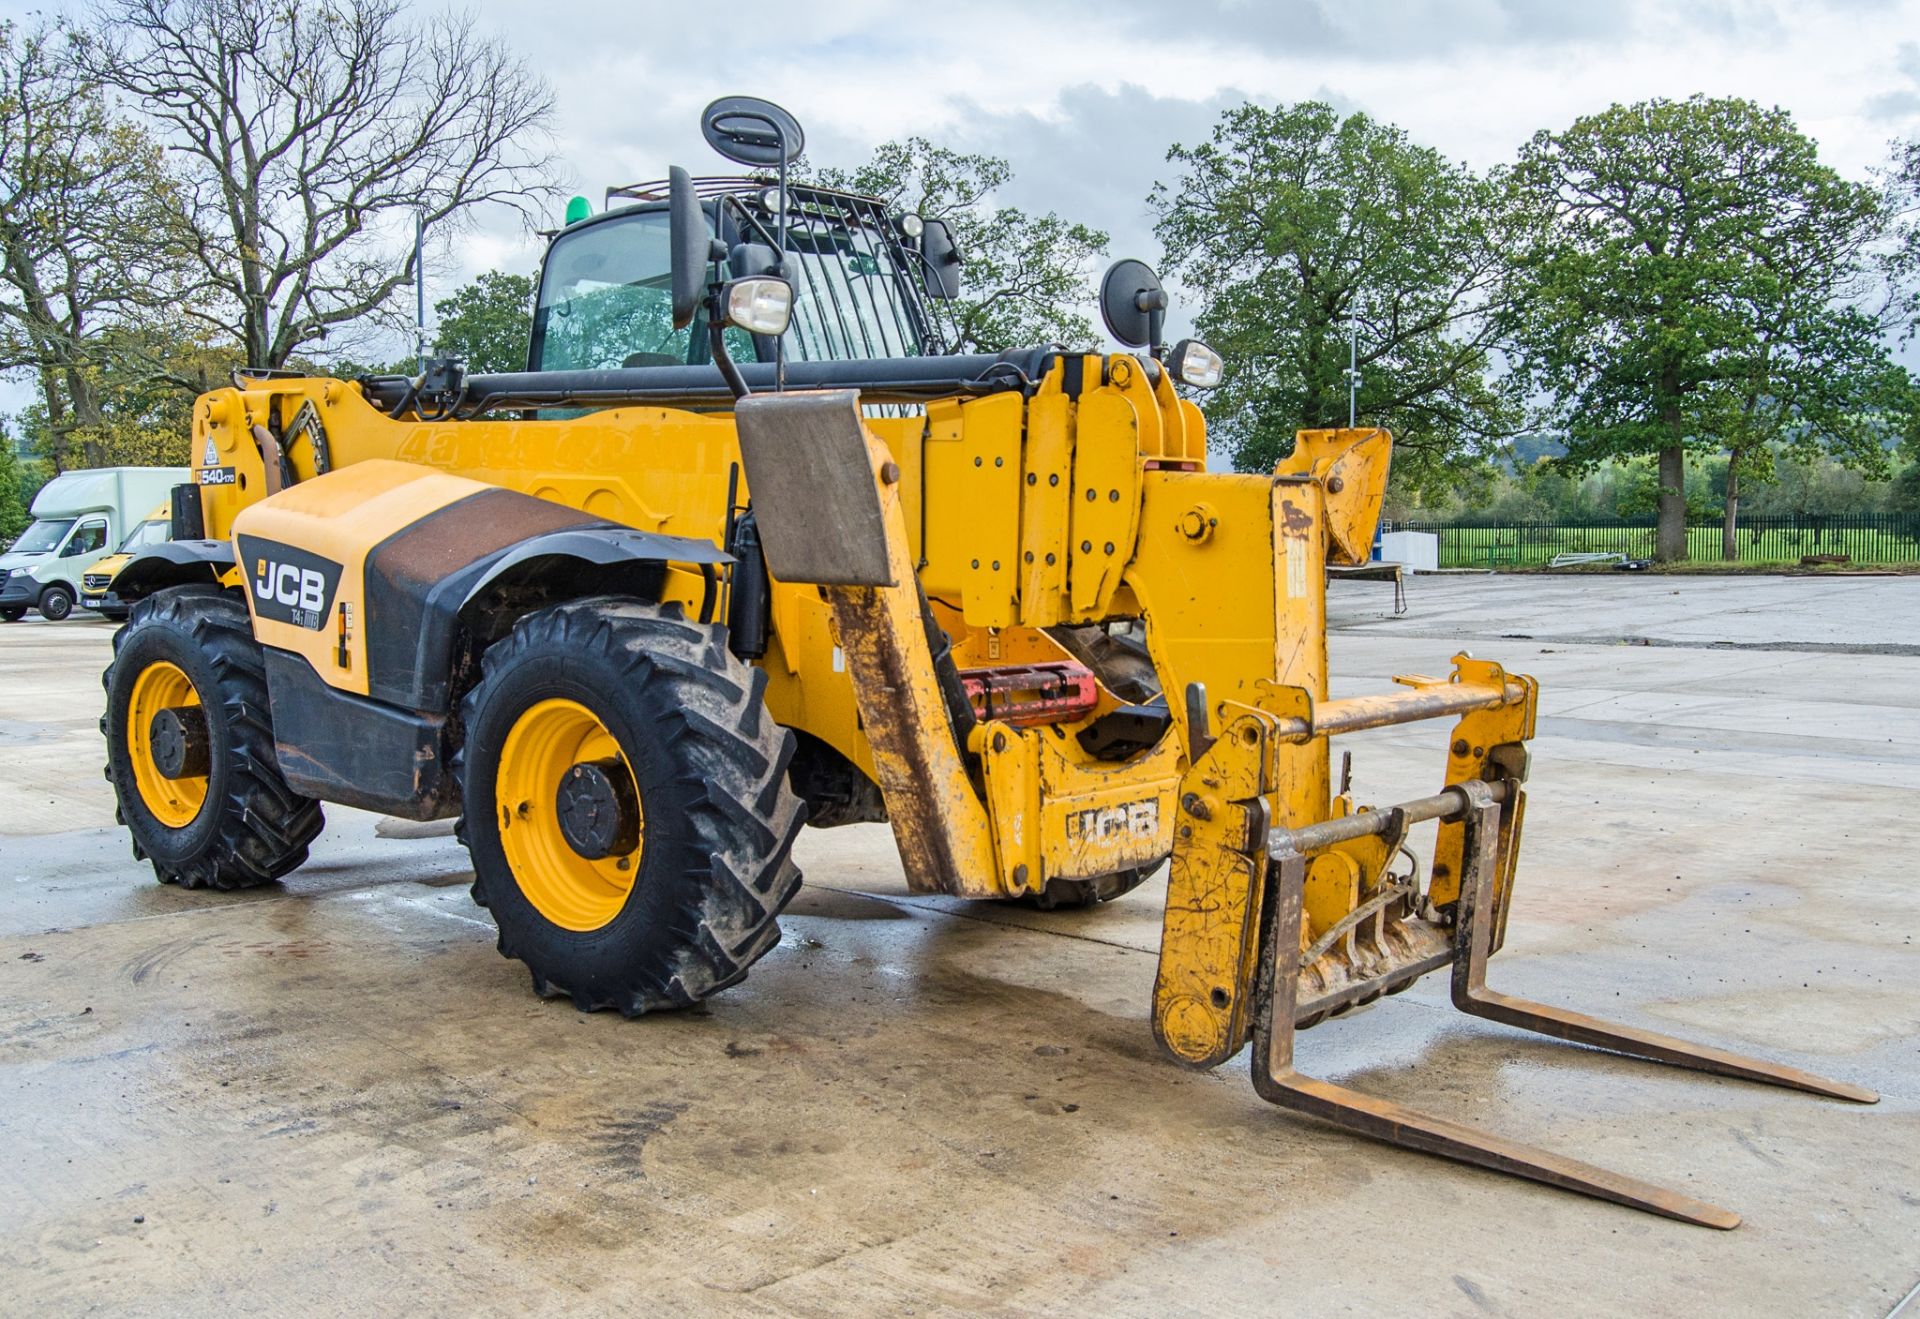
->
xmin=1397 ymin=515 xmax=1920 ymax=568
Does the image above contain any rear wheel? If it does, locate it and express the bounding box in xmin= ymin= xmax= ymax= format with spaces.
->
xmin=103 ymin=587 xmax=325 ymax=888
xmin=457 ymin=597 xmax=804 ymax=1015
xmin=38 ymin=583 xmax=74 ymax=621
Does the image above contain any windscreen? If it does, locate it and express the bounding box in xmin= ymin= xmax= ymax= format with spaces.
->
xmin=119 ymin=518 xmax=169 ymax=553
xmin=529 ymin=192 xmax=945 ymax=374
xmin=12 ymin=519 xmax=74 ymax=554
xmin=530 ymin=211 xmax=747 ymax=372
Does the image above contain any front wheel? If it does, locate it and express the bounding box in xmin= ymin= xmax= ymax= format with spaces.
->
xmin=0 ymin=606 xmax=24 ymax=623
xmin=37 ymin=584 xmax=74 ymax=621
xmin=102 ymin=587 xmax=325 ymax=888
xmin=458 ymin=598 xmax=804 ymax=1015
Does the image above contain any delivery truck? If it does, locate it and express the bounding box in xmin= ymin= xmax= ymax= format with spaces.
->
xmin=0 ymin=468 xmax=187 ymax=621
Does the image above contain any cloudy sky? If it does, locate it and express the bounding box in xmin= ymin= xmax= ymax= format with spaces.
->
xmin=446 ymin=0 xmax=1920 ymax=288
xmin=4 ymin=0 xmax=1920 ymax=407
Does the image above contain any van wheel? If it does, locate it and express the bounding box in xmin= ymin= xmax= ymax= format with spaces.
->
xmin=38 ymin=584 xmax=74 ymax=621
xmin=0 ymin=606 xmax=24 ymax=622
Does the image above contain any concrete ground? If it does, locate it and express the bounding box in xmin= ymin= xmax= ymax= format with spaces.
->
xmin=2 ymin=575 xmax=1916 ymax=1317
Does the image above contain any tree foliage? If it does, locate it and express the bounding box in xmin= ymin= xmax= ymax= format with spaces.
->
xmin=816 ymin=138 xmax=1109 ymax=353
xmin=0 ymin=20 xmax=195 ymax=469
xmin=433 ymin=270 xmax=534 ymax=374
xmin=1887 ymin=137 xmax=1920 ymax=341
xmin=1503 ymin=96 xmax=1908 ymax=560
xmin=0 ymin=421 xmax=47 ymax=542
xmin=82 ymin=0 xmax=556 ymax=370
xmin=1152 ymin=102 xmax=1520 ymax=493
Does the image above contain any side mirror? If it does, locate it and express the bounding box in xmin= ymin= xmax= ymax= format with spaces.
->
xmin=921 ymin=218 xmax=962 ymax=300
xmin=701 ymin=97 xmax=805 ymax=167
xmin=1099 ymin=258 xmax=1168 ymax=350
xmin=669 ymin=166 xmax=713 ymax=330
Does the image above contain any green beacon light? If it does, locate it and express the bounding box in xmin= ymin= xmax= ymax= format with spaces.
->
xmin=564 ymin=195 xmax=592 ymax=226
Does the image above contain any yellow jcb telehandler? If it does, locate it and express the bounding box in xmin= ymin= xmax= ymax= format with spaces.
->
xmin=100 ymin=97 xmax=1872 ymax=1229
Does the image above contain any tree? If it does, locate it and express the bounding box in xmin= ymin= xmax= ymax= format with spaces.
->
xmin=0 ymin=20 xmax=194 ymax=469
xmin=816 ymin=138 xmax=1109 ymax=353
xmin=1505 ymin=97 xmax=1907 ymax=561
xmin=83 ymin=0 xmax=556 ymax=370
xmin=1151 ymin=102 xmax=1520 ymax=492
xmin=433 ymin=270 xmax=534 ymax=373
xmin=1887 ymin=138 xmax=1920 ymax=338
xmin=0 ymin=418 xmax=46 ymax=542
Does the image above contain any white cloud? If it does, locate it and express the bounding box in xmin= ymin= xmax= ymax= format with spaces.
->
xmin=1 ymin=0 xmax=1917 ymax=402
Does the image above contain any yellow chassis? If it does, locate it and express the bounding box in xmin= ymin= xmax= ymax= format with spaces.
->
xmin=180 ymin=357 xmax=1871 ymax=1226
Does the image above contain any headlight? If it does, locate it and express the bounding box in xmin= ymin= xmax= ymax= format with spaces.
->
xmin=899 ymin=213 xmax=925 ymax=239
xmin=723 ymin=277 xmax=793 ymax=336
xmin=1169 ymin=339 xmax=1224 ymax=389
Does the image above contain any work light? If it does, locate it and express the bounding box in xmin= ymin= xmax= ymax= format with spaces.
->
xmin=723 ymin=277 xmax=794 ymax=336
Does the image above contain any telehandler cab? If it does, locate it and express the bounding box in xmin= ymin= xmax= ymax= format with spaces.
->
xmin=101 ymin=97 xmax=1872 ymax=1229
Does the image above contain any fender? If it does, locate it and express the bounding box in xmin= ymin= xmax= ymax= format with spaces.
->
xmin=388 ymin=516 xmax=732 ymax=714
xmin=232 ymin=460 xmax=731 ymax=818
xmin=111 ymin=540 xmax=240 ymax=601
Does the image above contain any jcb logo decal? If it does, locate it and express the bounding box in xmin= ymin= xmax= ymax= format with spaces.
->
xmin=256 ymin=559 xmax=327 ymax=612
xmin=1067 ymin=797 xmax=1161 ymax=845
xmin=236 ymin=534 xmax=341 ymax=631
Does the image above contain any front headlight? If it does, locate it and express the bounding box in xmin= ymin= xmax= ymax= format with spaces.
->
xmin=1169 ymin=339 xmax=1224 ymax=389
xmin=723 ymin=277 xmax=794 ymax=336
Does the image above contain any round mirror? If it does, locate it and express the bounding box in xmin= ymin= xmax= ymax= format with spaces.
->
xmin=1099 ymin=259 xmax=1168 ymax=349
xmin=701 ymin=96 xmax=806 ymax=168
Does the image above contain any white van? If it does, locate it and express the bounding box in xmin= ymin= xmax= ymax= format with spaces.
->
xmin=0 ymin=467 xmax=188 ymax=622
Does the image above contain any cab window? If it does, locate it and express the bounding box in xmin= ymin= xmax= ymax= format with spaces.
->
xmin=530 ymin=208 xmax=751 ymax=372
xmin=62 ymin=519 xmax=107 ymax=557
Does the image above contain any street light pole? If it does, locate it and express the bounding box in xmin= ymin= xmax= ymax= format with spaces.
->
xmin=415 ymin=210 xmax=427 ymax=374
xmin=1347 ymin=320 xmax=1360 ymax=427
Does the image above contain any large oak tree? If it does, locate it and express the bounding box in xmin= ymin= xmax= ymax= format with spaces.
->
xmin=1151 ymin=101 xmax=1520 ymax=493
xmin=1504 ymin=96 xmax=1907 ymax=561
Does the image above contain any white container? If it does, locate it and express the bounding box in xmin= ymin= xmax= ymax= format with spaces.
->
xmin=1377 ymin=530 xmax=1438 ymax=572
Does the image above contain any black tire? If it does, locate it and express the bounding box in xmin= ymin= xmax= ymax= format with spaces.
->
xmin=457 ymin=597 xmax=805 ymax=1015
xmin=38 ymin=583 xmax=74 ymax=621
xmin=0 ymin=606 xmax=24 ymax=622
xmin=102 ymin=586 xmax=325 ymax=888
xmin=1015 ymin=865 xmax=1160 ymax=911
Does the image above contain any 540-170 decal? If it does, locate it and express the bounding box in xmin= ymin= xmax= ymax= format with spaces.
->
xmin=235 ymin=534 xmax=342 ymax=630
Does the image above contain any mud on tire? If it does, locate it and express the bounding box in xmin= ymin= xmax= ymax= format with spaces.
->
xmin=103 ymin=586 xmax=325 ymax=889
xmin=457 ymin=597 xmax=805 ymax=1015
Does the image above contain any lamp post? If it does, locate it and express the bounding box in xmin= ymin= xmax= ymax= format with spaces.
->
xmin=415 ymin=210 xmax=428 ymax=374
xmin=1347 ymin=320 xmax=1361 ymax=428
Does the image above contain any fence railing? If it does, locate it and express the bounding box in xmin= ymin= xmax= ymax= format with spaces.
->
xmin=1396 ymin=515 xmax=1920 ymax=568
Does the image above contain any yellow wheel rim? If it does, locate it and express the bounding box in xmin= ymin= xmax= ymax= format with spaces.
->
xmin=127 ymin=660 xmax=208 ymax=829
xmin=495 ymin=698 xmax=645 ymax=932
